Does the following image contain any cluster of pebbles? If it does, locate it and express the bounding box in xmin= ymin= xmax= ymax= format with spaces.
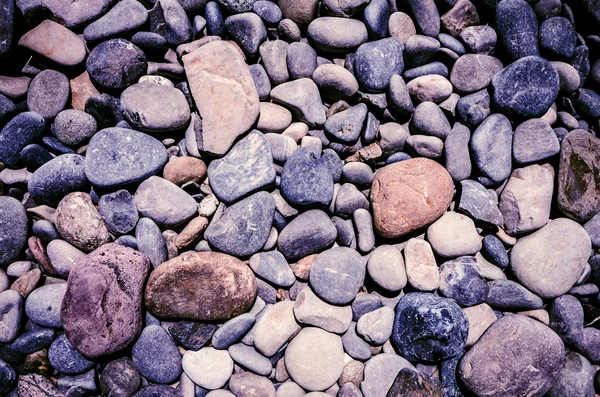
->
xmin=1 ymin=0 xmax=600 ymax=396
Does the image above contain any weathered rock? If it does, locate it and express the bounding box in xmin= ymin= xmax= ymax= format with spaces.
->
xmin=99 ymin=358 xmax=141 ymax=397
xmin=280 ymin=147 xmax=335 ymax=207
xmin=457 ymin=179 xmax=503 ymax=226
xmin=27 ymin=69 xmax=70 ymax=119
xmin=61 ymin=243 xmax=150 ymax=358
xmin=55 ymin=192 xmax=110 ymax=252
xmin=145 ymin=251 xmax=257 ymax=321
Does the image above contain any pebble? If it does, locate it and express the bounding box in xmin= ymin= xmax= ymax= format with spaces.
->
xmin=457 ymin=179 xmax=503 ymax=226
xmin=135 ymin=218 xmax=167 ymax=268
xmin=229 ymin=373 xmax=276 ymax=397
xmin=260 ymin=40 xmax=289 ymax=86
xmin=51 ymin=109 xmax=97 ymax=146
xmin=335 ymin=184 xmax=369 ymax=218
xmin=388 ymin=12 xmax=416 ymax=43
xmin=271 ymin=78 xmax=326 ymax=127
xmin=450 ymin=54 xmax=502 ymax=93
xmin=83 ymin=0 xmax=148 ymax=41
xmin=183 ymin=347 xmax=233 ymax=390
xmin=549 ymin=294 xmax=584 ymax=345
xmin=0 ymin=197 xmax=29 ymax=266
xmin=254 ymin=1 xmax=282 ymax=24
xmin=486 ymin=279 xmax=543 ymax=310
xmin=309 ymin=247 xmax=365 ymax=305
xmin=403 ymin=238 xmax=439 ymax=291
xmin=281 ymin=147 xmax=335 ymax=207
xmin=366 ymin=245 xmax=406 ymax=292
xmin=406 ymin=74 xmax=453 ymax=103
xmin=356 ymin=306 xmax=394 ymax=345
xmin=0 ymin=359 xmax=16 ymax=395
xmin=132 ymin=385 xmax=181 ymax=397
xmin=463 ymin=303 xmax=497 ymax=347
xmin=160 ymin=0 xmax=193 ymax=45
xmin=98 ymin=189 xmax=139 ymax=235
xmin=495 ymin=0 xmax=539 ymax=61
xmin=24 ymin=283 xmax=66 ymax=328
xmin=361 ymin=353 xmax=415 ymax=397
xmin=18 ymin=20 xmax=86 ymax=67
xmin=512 ymin=118 xmax=560 ymax=164
xmin=253 ymin=300 xmax=300 ymax=356
xmin=258 ymin=103 xmax=292 ymax=133
xmin=293 ymin=287 xmax=352 ymax=333
xmin=355 ymin=38 xmax=404 ymax=92
xmin=427 ymin=211 xmax=482 ymax=257
xmin=86 ymin=39 xmax=147 ymax=91
xmin=405 ymin=0 xmax=439 ymax=36
xmin=307 ymin=17 xmax=368 ymax=52
xmin=27 ymin=69 xmax=70 ymax=119
xmin=99 ymin=358 xmax=141 ymax=397
xmin=225 ymin=13 xmax=267 ymax=56
xmin=387 ymin=367 xmax=442 ymax=397
xmin=439 ymin=256 xmax=489 ymax=307
xmin=249 ymin=251 xmax=294 ymax=287
xmin=228 ymin=343 xmax=272 ymax=376
xmin=548 ymin=351 xmax=595 ymax=397
xmin=411 ymin=101 xmax=450 ymax=139
xmin=278 ymin=209 xmax=337 ymax=260
xmin=132 ymin=325 xmax=182 ymax=384
xmin=48 ymin=334 xmax=94 ymax=375
xmin=469 ymin=113 xmax=513 ymax=187
xmin=0 ymin=111 xmax=46 ymax=167
xmin=28 ymin=154 xmax=89 ymax=207
xmin=287 ymin=42 xmax=317 ymax=80
xmin=10 ymin=327 xmax=56 ymax=354
xmin=539 ymin=17 xmax=576 ymax=60
xmin=0 ymin=290 xmax=23 ymax=343
xmin=169 ymin=321 xmax=217 ymax=351
xmin=456 ymin=89 xmax=490 ymax=128
xmin=444 ymin=122 xmax=471 ymax=181
xmin=404 ymin=35 xmax=440 ymax=67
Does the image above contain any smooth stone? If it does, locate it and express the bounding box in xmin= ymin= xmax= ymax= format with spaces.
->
xmin=539 ymin=17 xmax=576 ymax=59
xmin=354 ymin=38 xmax=404 ymax=93
xmin=371 ymin=158 xmax=453 ymax=238
xmin=55 ymin=192 xmax=110 ymax=252
xmin=469 ymin=113 xmax=513 ymax=186
xmin=405 ymin=0 xmax=439 ymax=36
xmin=249 ymin=251 xmax=294 ymax=288
xmin=207 ymin=130 xmax=275 ymax=204
xmin=427 ymin=211 xmax=481 ymax=257
xmin=510 ymin=218 xmax=591 ymax=299
xmin=212 ymin=314 xmax=255 ymax=350
xmin=25 ymin=283 xmax=66 ymax=328
xmin=285 ymin=327 xmax=344 ymax=391
xmin=499 ymin=165 xmax=554 ymax=235
xmin=495 ymin=0 xmax=539 ymax=61
xmin=270 ymin=78 xmax=326 ymax=127
xmin=406 ymin=74 xmax=453 ymax=103
xmin=280 ymin=147 xmax=335 ymax=207
xmin=258 ymin=103 xmax=292 ymax=133
xmin=228 ymin=344 xmax=272 ymax=376
xmin=411 ymin=101 xmax=451 ymax=140
xmin=27 ymin=69 xmax=69 ymax=119
xmin=229 ymin=373 xmax=275 ymax=397
xmin=322 ymin=0 xmax=369 ymax=17
xmin=575 ymin=88 xmax=600 ymax=119
xmin=51 ymin=110 xmax=96 ymax=146
xmin=100 ymin=358 xmax=141 ymax=397
xmin=0 ymin=359 xmax=16 ymax=394
xmin=132 ymin=385 xmax=180 ymax=397
xmin=183 ymin=347 xmax=233 ymax=390
xmin=481 ymin=235 xmax=508 ymax=268
xmin=439 ymin=256 xmax=489 ymax=307
xmin=265 ymin=134 xmax=297 ymax=163
xmin=287 ymin=42 xmax=317 ymax=80
xmin=98 ymin=190 xmax=139 ymax=235
xmin=404 ymin=238 xmax=439 ymax=291
xmin=334 ymin=184 xmax=369 ymax=218
xmin=307 ymin=17 xmax=368 ymax=52
xmin=86 ymin=39 xmax=147 ymax=91
xmin=225 ymin=12 xmax=267 ymax=56
xmin=259 ymin=40 xmax=289 ymax=86
xmin=249 ymin=64 xmax=271 ymax=101
xmin=456 ymin=89 xmax=491 ymax=128
xmin=311 ymin=63 xmax=360 ymax=99
xmin=463 ymin=303 xmax=497 ymax=347
xmin=486 ymin=280 xmax=544 ymax=310
xmin=120 ymin=83 xmax=190 ymax=132
xmin=0 ymin=290 xmax=22 ymax=343
xmin=450 ymin=54 xmax=502 ymax=93
xmin=576 ymin=327 xmax=600 ymax=363
xmin=459 ymin=314 xmax=566 ymax=397
xmin=0 ymin=111 xmax=46 ymax=167
xmin=388 ymin=11 xmax=416 ymax=43
xmin=551 ymin=61 xmax=580 ymax=94
xmin=513 ymin=119 xmax=560 ymax=164
xmin=324 ymin=103 xmax=367 ymax=144
xmin=145 ymin=251 xmax=256 ymax=321
xmin=18 ymin=20 xmax=86 ymax=66
xmin=132 ymin=325 xmax=182 ymax=384
xmin=293 ymin=287 xmax=352 ymax=333
xmin=361 ymin=353 xmax=416 ymax=397
xmin=557 ymin=130 xmax=600 ymax=222
xmin=46 ymin=241 xmax=84 ymax=278
xmin=356 ymin=306 xmax=394 ymax=345
xmin=278 ymin=209 xmax=336 ymax=261
xmin=253 ymin=1 xmax=282 ymax=24
xmin=392 ymin=293 xmax=468 ymax=362
xmin=159 ymin=0 xmax=192 ymax=45
xmin=135 ymin=218 xmax=167 ymax=268
xmin=309 ymin=247 xmax=365 ymax=305
xmin=10 ymin=327 xmax=56 ymax=354
xmin=182 ymin=41 xmax=259 ymax=156
xmin=342 ymin=322 xmax=372 ymax=360
xmin=388 ymin=74 xmax=414 ymax=115
xmin=84 ymin=0 xmax=148 ymax=41
xmin=253 ymin=300 xmax=300 ymax=356
xmin=549 ymin=294 xmax=584 ymax=345
xmin=491 ymin=56 xmax=559 ymax=118
xmin=133 ymin=176 xmax=197 ymax=228
xmin=366 ymin=245 xmax=407 ymax=292
xmin=457 ymin=179 xmax=503 ymax=226
xmin=28 ymin=154 xmax=89 ymax=207
xmin=48 ymin=334 xmax=93 ymax=375
xmin=584 ymin=212 xmax=600 ymax=248
xmin=547 ymin=352 xmax=595 ymax=397
xmin=444 ymin=122 xmax=472 ymax=181
xmin=0 ymin=197 xmax=27 ymax=266
xmin=404 ymin=34 xmax=440 ymax=67
xmin=61 ymin=243 xmax=150 ymax=358
xmin=163 ymin=156 xmax=207 ymax=187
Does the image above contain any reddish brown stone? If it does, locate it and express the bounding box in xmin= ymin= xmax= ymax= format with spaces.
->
xmin=370 ymin=158 xmax=454 ymax=238
xmin=11 ymin=269 xmax=41 ymax=298
xmin=27 ymin=237 xmax=57 ymax=276
xmin=163 ymin=156 xmax=207 ymax=186
xmin=293 ymin=254 xmax=318 ymax=280
xmin=145 ymin=251 xmax=257 ymax=321
xmin=70 ymin=72 xmax=100 ymax=111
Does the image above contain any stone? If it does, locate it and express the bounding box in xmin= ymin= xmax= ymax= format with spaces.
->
xmin=145 ymin=251 xmax=256 ymax=321
xmin=254 ymin=1 xmax=282 ymax=24
xmin=499 ymin=165 xmax=554 ymax=235
xmin=491 ymin=56 xmax=559 ymax=118
xmin=0 ymin=196 xmax=29 ymax=266
xmin=280 ymin=148 xmax=335 ymax=207
xmin=0 ymin=358 xmax=16 ymax=394
xmin=98 ymin=190 xmax=139 ymax=235
xmin=322 ymin=0 xmax=369 ymax=18
xmin=120 ymin=83 xmax=190 ymax=132
xmin=513 ymin=119 xmax=560 ymax=164
xmin=18 ymin=20 xmax=86 ymax=66
xmin=361 ymin=353 xmax=415 ymax=397
xmin=207 ymin=130 xmax=275 ymax=203
xmin=481 ymin=235 xmax=508 ymax=269
xmin=486 ymin=280 xmax=544 ymax=310
xmin=404 ymin=34 xmax=440 ymax=67
xmin=253 ymin=300 xmax=300 ymax=356
xmin=539 ymin=17 xmax=576 ymax=60
xmin=470 ymin=114 xmax=513 ymax=186
xmin=551 ymin=61 xmax=580 ymax=94
xmin=463 ymin=303 xmax=497 ymax=347
xmin=293 ymin=287 xmax=352 ymax=333
xmin=163 ymin=156 xmax=207 ymax=186
xmin=168 ymin=321 xmax=216 ymax=352
xmin=307 ymin=17 xmax=368 ymax=52
xmin=309 ymin=247 xmax=365 ymax=305
xmin=427 ymin=211 xmax=482 ymax=257
xmin=440 ymin=0 xmax=478 ymax=36
xmin=495 ymin=0 xmax=539 ymax=61
xmin=135 ymin=218 xmax=167 ymax=268
xmin=439 ymin=256 xmax=489 ymax=307
xmin=450 ymin=54 xmax=502 ymax=93
xmin=547 ymin=351 xmax=595 ymax=397
xmin=334 ymin=184 xmax=369 ymax=218
xmin=61 ymin=243 xmax=150 ymax=358
xmin=278 ymin=0 xmax=318 ymax=25
xmin=225 ymin=13 xmax=267 ymax=56
xmin=133 ymin=176 xmax=198 ymax=228
xmin=356 ymin=306 xmax=394 ymax=345
xmin=183 ymin=347 xmax=233 ymax=390
xmin=584 ymin=213 xmax=600 ymax=248
xmin=405 ymin=135 xmax=443 ymax=159
xmin=388 ymin=12 xmax=416 ymax=43
xmin=227 ymin=343 xmax=272 ymax=376
xmin=70 ymin=72 xmax=100 ymax=111
xmin=212 ymin=313 xmax=255 ymax=349
xmin=387 ymin=368 xmax=442 ymax=397
xmin=456 ymin=89 xmax=490 ymax=128
xmin=132 ymin=325 xmax=182 ymax=384
xmin=404 ymin=0 xmax=439 ymax=36
xmin=28 ymin=154 xmax=89 ymax=207
xmin=278 ymin=210 xmax=337 ymax=260
xmin=342 ymin=322 xmax=372 ymax=360
xmin=557 ymin=130 xmax=600 ymax=222
xmin=249 ymin=251 xmax=294 ymax=288
xmin=55 ymin=192 xmax=110 ymax=252
xmin=576 ymin=327 xmax=600 ymax=363
xmin=83 ymin=0 xmax=148 ymax=41
xmin=510 ymin=218 xmax=591 ymax=299
xmin=0 ymin=290 xmax=22 ymax=343
xmin=17 ymin=373 xmax=64 ymax=397
xmin=287 ymin=42 xmax=317 ymax=80
xmin=25 ymin=283 xmax=66 ymax=328
xmin=10 ymin=327 xmax=56 ymax=354
xmin=388 ymin=74 xmax=414 ymax=115
xmin=26 ymin=69 xmax=69 ymax=119
xmin=265 ymin=134 xmax=297 ymax=163
xmin=366 ymin=245 xmax=406 ymax=292
xmin=459 ymin=315 xmax=566 ymax=397
xmin=229 ymin=373 xmax=275 ymax=397
xmin=0 ymin=111 xmax=46 ymax=167
xmin=99 ymin=358 xmax=141 ymax=397
xmin=48 ymin=334 xmax=94 ymax=375
xmin=549 ymin=294 xmax=584 ymax=345
xmin=51 ymin=109 xmax=97 ymax=146
xmin=457 ymin=179 xmax=503 ymax=226
xmin=258 ymin=103 xmax=292 ymax=133
xmin=271 ymin=78 xmax=326 ymax=127
xmin=182 ymin=41 xmax=260 ymax=156
xmin=371 ymin=158 xmax=453 ymax=238
xmin=285 ymin=327 xmax=344 ymax=391
xmin=259 ymin=40 xmax=289 ymax=85
xmin=86 ymin=39 xmax=147 ymax=91
xmin=160 ymin=0 xmax=192 ymax=45
xmin=406 ymin=75 xmax=453 ymax=103
xmin=132 ymin=385 xmax=180 ymax=397
xmin=10 ymin=268 xmax=41 ymax=298
xmin=576 ymin=89 xmax=600 ymax=119
xmin=392 ymin=293 xmax=468 ymax=362
xmin=444 ymin=122 xmax=471 ymax=181
xmin=354 ymin=38 xmax=404 ymax=93
xmin=325 ymin=103 xmax=367 ymax=144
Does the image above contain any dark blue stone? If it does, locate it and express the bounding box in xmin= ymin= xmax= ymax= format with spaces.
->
xmin=351 ymin=294 xmax=383 ymax=321
xmin=361 ymin=112 xmax=379 ymax=144
xmin=132 ymin=385 xmax=182 ymax=397
xmin=440 ymin=354 xmax=462 ymax=397
xmin=131 ymin=31 xmax=168 ymax=51
xmin=469 ymin=114 xmax=513 ymax=187
xmin=439 ymin=256 xmax=490 ymax=307
xmin=28 ymin=154 xmax=90 ymax=206
xmin=135 ymin=217 xmax=168 ymax=268
xmin=0 ymin=94 xmax=16 ymax=126
xmin=253 ymin=0 xmax=282 ymax=24
xmin=48 ymin=334 xmax=94 ymax=375
xmin=482 ymin=235 xmax=509 ymax=268
xmin=225 ymin=13 xmax=267 ymax=56
xmin=205 ymin=1 xmax=225 ymax=36
xmin=391 ymin=293 xmax=468 ymax=362
xmin=211 ymin=313 xmax=255 ymax=349
xmin=42 ymin=136 xmax=76 ymax=155
xmin=571 ymin=45 xmax=590 ymax=89
xmin=169 ymin=321 xmax=217 ymax=351
xmin=576 ymin=88 xmax=600 ymax=119
xmin=0 ymin=0 xmax=15 ymax=56
xmin=249 ymin=64 xmax=271 ymax=101
xmin=495 ymin=0 xmax=539 ymax=61
xmin=115 ymin=235 xmax=138 ymax=249
xmin=281 ymin=147 xmax=336 ymax=207
xmin=0 ymin=111 xmax=46 ymax=167
xmin=324 ymin=103 xmax=368 ymax=144
xmin=486 ymin=280 xmax=544 ymax=310
xmin=438 ymin=33 xmax=465 ymax=55
xmin=9 ymin=328 xmax=56 ymax=354
xmin=539 ymin=17 xmax=576 ymax=60
xmin=364 ymin=0 xmax=389 ymax=39
xmin=403 ymin=61 xmax=448 ymax=81
xmin=132 ymin=325 xmax=182 ymax=384
xmin=98 ymin=189 xmax=139 ymax=235
xmin=32 ymin=220 xmax=60 ymax=241
xmin=355 ymin=38 xmax=404 ymax=92
xmin=0 ymin=359 xmax=16 ymax=395
xmin=456 ymin=89 xmax=490 ymax=128
xmin=19 ymin=143 xmax=52 ymax=171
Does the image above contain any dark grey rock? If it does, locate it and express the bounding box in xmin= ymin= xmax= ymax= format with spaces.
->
xmin=444 ymin=122 xmax=471 ymax=181
xmin=334 ymin=183 xmax=369 ymax=218
xmin=354 ymin=38 xmax=404 ymax=92
xmin=205 ymin=1 xmax=225 ymax=36
xmin=495 ymin=0 xmax=539 ymax=61
xmin=212 ymin=313 xmax=255 ymax=349
xmin=411 ymin=101 xmax=450 ymax=139
xmin=575 ymin=327 xmax=600 ymax=364
xmin=439 ymin=256 xmax=489 ymax=307
xmin=482 ymin=235 xmax=509 ymax=268
xmin=491 ymin=56 xmax=559 ymax=118
xmin=0 ymin=94 xmax=16 ymax=126
xmin=584 ymin=212 xmax=600 ymax=248
xmin=225 ymin=12 xmax=267 ymax=56
xmin=572 ymin=45 xmax=590 ymax=89
xmin=513 ymin=118 xmax=560 ymax=164
xmin=32 ymin=220 xmax=59 ymax=241
xmin=86 ymin=39 xmax=147 ymax=91
xmin=486 ymin=280 xmax=544 ymax=310
xmin=9 ymin=328 xmax=56 ymax=354
xmin=549 ymin=294 xmax=584 ymax=345
xmin=392 ymin=293 xmax=468 ymax=362
xmin=85 ymin=127 xmax=168 ymax=188
xmin=169 ymin=321 xmax=217 ymax=351
xmin=325 ymin=103 xmax=367 ymax=144
xmin=27 ymin=69 xmax=70 ymax=119
xmin=0 ymin=0 xmax=15 ymax=57
xmin=51 ymin=109 xmax=97 ymax=146
xmin=131 ymin=31 xmax=168 ymax=50
xmin=321 ymin=149 xmax=343 ymax=182
xmin=253 ymin=1 xmax=281 ymax=24
xmin=576 ymin=88 xmax=600 ymax=119
xmin=405 ymin=0 xmax=440 ymax=36
xmin=135 ymin=217 xmax=167 ymax=268
xmin=85 ymin=93 xmax=124 ymax=130
xmin=205 ymin=191 xmax=275 ymax=257
xmin=20 ymin=144 xmax=53 ymax=170
xmin=470 ymin=113 xmax=513 ymax=187
xmin=309 ymin=247 xmax=365 ymax=305
xmin=438 ymin=33 xmax=465 ymax=55
xmin=458 ymin=179 xmax=503 ymax=226
xmin=539 ymin=17 xmax=576 ymax=60
xmin=24 ymin=283 xmax=66 ymax=328
xmin=403 ymin=62 xmax=448 ymax=81
xmin=363 ymin=0 xmax=389 ymax=39
xmin=404 ymin=35 xmax=440 ymax=67
xmin=388 ymin=74 xmax=414 ymax=115
xmin=43 ymin=135 xmax=76 ymax=155
xmin=286 ymin=42 xmax=317 ymax=80
xmin=48 ymin=334 xmax=94 ymax=375
xmin=83 ymin=0 xmax=148 ymax=41
xmin=132 ymin=325 xmax=182 ymax=384
xmin=249 ymin=251 xmax=294 ymax=287
xmin=352 ymin=294 xmax=383 ymax=321
xmin=28 ymin=154 xmax=89 ymax=206
xmin=0 ymin=111 xmax=46 ymax=167
xmin=0 ymin=196 xmax=28 ymax=266
xmin=160 ymin=0 xmax=192 ymax=45
xmin=456 ymin=89 xmax=490 ymax=128
xmin=208 ymin=130 xmax=276 ymax=204
xmin=277 ymin=209 xmax=337 ymax=261
xmin=332 ymin=216 xmax=357 ymax=249
xmin=256 ymin=277 xmax=277 ymax=304
xmin=99 ymin=357 xmax=141 ymax=397
xmin=98 ymin=190 xmax=139 ymax=235
xmin=249 ymin=64 xmax=271 ymax=101
xmin=0 ymin=359 xmax=16 ymax=395
xmin=342 ymin=322 xmax=371 ymax=361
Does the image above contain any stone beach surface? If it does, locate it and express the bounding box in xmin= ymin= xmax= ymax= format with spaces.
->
xmin=0 ymin=0 xmax=600 ymax=396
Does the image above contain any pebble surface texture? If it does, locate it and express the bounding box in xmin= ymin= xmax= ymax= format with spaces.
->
xmin=0 ymin=0 xmax=600 ymax=396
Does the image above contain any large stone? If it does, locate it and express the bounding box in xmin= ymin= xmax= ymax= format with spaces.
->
xmin=387 ymin=368 xmax=442 ymax=397
xmin=182 ymin=41 xmax=260 ymax=156
xmin=270 ymin=78 xmax=326 ymax=127
xmin=207 ymin=130 xmax=276 ymax=203
xmin=254 ymin=300 xmax=301 ymax=356
xmin=557 ymin=130 xmax=600 ymax=222
xmin=371 ymin=158 xmax=453 ymax=238
xmin=145 ymin=251 xmax=257 ymax=321
xmin=18 ymin=20 xmax=86 ymax=66
xmin=495 ymin=0 xmax=539 ymax=61
xmin=510 ymin=218 xmax=591 ymax=299
xmin=27 ymin=69 xmax=70 ymax=119
xmin=61 ymin=243 xmax=150 ymax=358
xmin=86 ymin=39 xmax=147 ymax=91
xmin=0 ymin=196 xmax=29 ymax=266
xmin=42 ymin=0 xmax=114 ymax=27
xmin=459 ymin=314 xmax=566 ymax=397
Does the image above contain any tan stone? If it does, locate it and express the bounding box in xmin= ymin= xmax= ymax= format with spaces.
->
xmin=175 ymin=216 xmax=209 ymax=249
xmin=19 ymin=20 xmax=86 ymax=67
xmin=182 ymin=41 xmax=260 ymax=156
xmin=70 ymin=72 xmax=100 ymax=111
xmin=11 ymin=269 xmax=41 ymax=298
xmin=388 ymin=12 xmax=416 ymax=44
xmin=406 ymin=75 xmax=453 ymax=103
xmin=403 ymin=238 xmax=439 ymax=292
xmin=257 ymin=102 xmax=293 ymax=133
xmin=163 ymin=156 xmax=207 ymax=186
xmin=55 ymin=192 xmax=110 ymax=252
xmin=370 ymin=158 xmax=453 ymax=238
xmin=462 ymin=303 xmax=496 ymax=347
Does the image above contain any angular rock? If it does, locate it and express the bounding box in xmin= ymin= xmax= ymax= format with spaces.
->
xmin=457 ymin=179 xmax=503 ymax=226
xmin=439 ymin=257 xmax=489 ymax=307
xmin=98 ymin=190 xmax=139 ymax=235
xmin=387 ymin=368 xmax=442 ymax=397
xmin=271 ymin=78 xmax=326 ymax=127
xmin=324 ymin=103 xmax=367 ymax=144
xmin=486 ymin=280 xmax=543 ymax=310
xmin=254 ymin=300 xmax=301 ymax=356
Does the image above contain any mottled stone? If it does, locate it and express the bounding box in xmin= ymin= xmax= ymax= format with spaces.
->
xmin=387 ymin=368 xmax=442 ymax=397
xmin=55 ymin=192 xmax=110 ymax=252
xmin=86 ymin=39 xmax=147 ymax=91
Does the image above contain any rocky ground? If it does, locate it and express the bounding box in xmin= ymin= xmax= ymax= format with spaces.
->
xmin=0 ymin=0 xmax=600 ymax=396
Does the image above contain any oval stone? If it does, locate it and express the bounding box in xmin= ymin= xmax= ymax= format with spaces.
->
xmin=0 ymin=111 xmax=46 ymax=167
xmin=86 ymin=39 xmax=147 ymax=91
xmin=307 ymin=17 xmax=368 ymax=52
xmin=0 ymin=196 xmax=29 ymax=266
xmin=28 ymin=154 xmax=90 ymax=206
xmin=27 ymin=69 xmax=70 ymax=119
xmin=145 ymin=252 xmax=257 ymax=321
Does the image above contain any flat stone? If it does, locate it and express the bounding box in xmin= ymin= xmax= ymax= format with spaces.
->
xmin=208 ymin=130 xmax=275 ymax=203
xmin=513 ymin=118 xmax=560 ymax=164
xmin=459 ymin=314 xmax=566 ymax=397
xmin=229 ymin=373 xmax=275 ymax=397
xmin=254 ymin=300 xmax=301 ymax=356
xmin=444 ymin=122 xmax=471 ymax=181
xmin=48 ymin=334 xmax=94 ymax=375
xmin=182 ymin=347 xmax=233 ymax=390
xmin=145 ymin=251 xmax=257 ymax=321
xmin=312 ymin=64 xmax=359 ymax=100
xmin=86 ymin=39 xmax=147 ymax=91
xmin=309 ymin=247 xmax=365 ymax=305
xmin=18 ymin=20 xmax=86 ymax=66
xmin=259 ymin=40 xmax=289 ymax=85
xmin=182 ymin=41 xmax=259 ymax=156
xmin=133 ymin=176 xmax=197 ymax=228
xmin=427 ymin=211 xmax=482 ymax=257
xmin=450 ymin=54 xmax=502 ymax=93
xmin=406 ymin=75 xmax=453 ymax=103
xmin=307 ymin=17 xmax=368 ymax=52
xmin=486 ymin=280 xmax=543 ymax=310
xmin=271 ymin=78 xmax=326 ymax=127
xmin=361 ymin=353 xmax=416 ymax=397
xmin=404 ymin=238 xmax=439 ymax=291
xmin=228 ymin=343 xmax=272 ymax=376
xmin=287 ymin=42 xmax=317 ymax=80
xmin=404 ymin=0 xmax=439 ymax=36
xmin=0 ymin=111 xmax=46 ymax=167
xmin=495 ymin=0 xmax=539 ymax=61
xmin=354 ymin=38 xmax=404 ymax=93
xmin=25 ymin=283 xmax=66 ymax=328
xmin=371 ymin=158 xmax=453 ymax=238
xmin=83 ymin=0 xmax=148 ymax=41
xmin=439 ymin=256 xmax=489 ymax=307
xmin=249 ymin=251 xmax=294 ymax=288
xmin=51 ymin=109 xmax=97 ymax=146
xmin=0 ymin=290 xmax=22 ymax=343
xmin=469 ymin=113 xmax=513 ymax=186
xmin=0 ymin=196 xmax=29 ymax=266
xmin=27 ymin=69 xmax=69 ymax=119
xmin=55 ymin=192 xmax=110 ymax=252
xmin=212 ymin=313 xmax=255 ymax=349
xmin=458 ymin=179 xmax=503 ymax=226
xmin=132 ymin=325 xmax=182 ymax=384
xmin=293 ymin=287 xmax=352 ymax=333
xmin=510 ymin=218 xmax=591 ymax=299
xmin=61 ymin=243 xmax=150 ymax=358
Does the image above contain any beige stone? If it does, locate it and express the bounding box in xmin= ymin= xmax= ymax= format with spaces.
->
xmin=19 ymin=20 xmax=86 ymax=67
xmin=163 ymin=156 xmax=207 ymax=186
xmin=462 ymin=303 xmax=496 ymax=347
xmin=257 ymin=102 xmax=292 ymax=133
xmin=388 ymin=12 xmax=416 ymax=43
xmin=403 ymin=238 xmax=439 ymax=292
